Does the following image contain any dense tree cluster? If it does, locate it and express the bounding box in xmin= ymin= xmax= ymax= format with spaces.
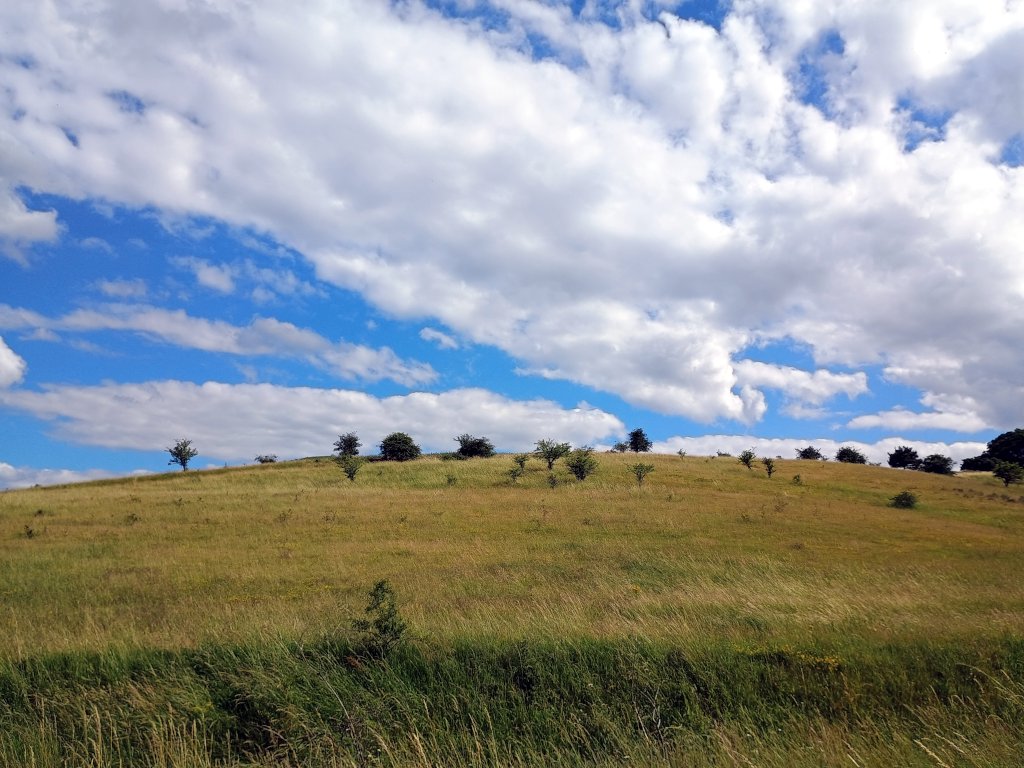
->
xmin=962 ymin=429 xmax=1024 ymax=472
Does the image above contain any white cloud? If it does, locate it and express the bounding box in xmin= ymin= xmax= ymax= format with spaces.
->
xmin=847 ymin=408 xmax=989 ymax=433
xmin=420 ymin=327 xmax=460 ymax=350
xmin=97 ymin=278 xmax=148 ymax=298
xmin=0 ymin=336 xmax=27 ymax=387
xmin=654 ymin=434 xmax=986 ymax=467
xmin=0 ymin=381 xmax=625 ymax=460
xmin=0 ymin=462 xmax=147 ymax=490
xmin=0 ymin=303 xmax=436 ymax=386
xmin=1 ymin=0 xmax=1023 ymax=427
xmin=733 ymin=360 xmax=868 ymax=405
xmin=0 ymin=186 xmax=59 ymax=264
xmin=172 ymin=256 xmax=237 ymax=293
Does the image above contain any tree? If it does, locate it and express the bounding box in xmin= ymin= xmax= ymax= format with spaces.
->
xmin=738 ymin=448 xmax=756 ymax=469
xmin=454 ymin=434 xmax=495 ymax=459
xmin=334 ymin=432 xmax=361 ymax=457
xmin=835 ymin=446 xmax=867 ymax=464
xmin=795 ymin=446 xmax=825 ymax=461
xmin=887 ymin=445 xmax=921 ymax=470
xmin=761 ymin=457 xmax=776 ymax=478
xmin=993 ymin=460 xmax=1024 ymax=488
xmin=627 ymin=428 xmax=652 ymax=453
xmin=961 ymin=428 xmax=1024 ymax=471
xmin=167 ymin=439 xmax=198 ymax=471
xmin=918 ymin=454 xmax=954 ymax=475
xmin=535 ymin=439 xmax=571 ymax=470
xmin=611 ymin=442 xmax=629 ymax=453
xmin=379 ymin=432 xmax=421 ymax=462
xmin=628 ymin=462 xmax=655 ymax=488
xmin=254 ymin=454 xmax=277 ymax=464
xmin=565 ymin=447 xmax=598 ymax=481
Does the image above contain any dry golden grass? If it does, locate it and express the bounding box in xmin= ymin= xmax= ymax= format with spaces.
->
xmin=1 ymin=453 xmax=1022 ymax=659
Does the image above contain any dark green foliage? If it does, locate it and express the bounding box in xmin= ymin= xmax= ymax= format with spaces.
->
xmin=887 ymin=445 xmax=920 ymax=470
xmin=454 ymin=434 xmax=495 ymax=458
xmin=352 ymin=580 xmax=407 ymax=658
xmin=835 ymin=446 xmax=867 ymax=464
xmin=961 ymin=428 xmax=1024 ymax=471
xmin=254 ymin=454 xmax=277 ymax=464
xmin=535 ymin=439 xmax=571 ymax=470
xmin=166 ymin=438 xmax=198 ymax=471
xmin=336 ymin=455 xmax=363 ymax=481
xmin=918 ymin=454 xmax=955 ymax=475
xmin=738 ymin=449 xmax=756 ymax=469
xmin=564 ymin=447 xmax=598 ymax=481
xmin=961 ymin=454 xmax=996 ymax=472
xmin=890 ymin=491 xmax=918 ymax=509
xmin=379 ymin=432 xmax=421 ymax=462
xmin=795 ymin=446 xmax=825 ymax=460
xmin=611 ymin=441 xmax=629 ymax=453
xmin=334 ymin=432 xmax=361 ymax=457
xmin=761 ymin=457 xmax=776 ymax=478
xmin=512 ymin=454 xmax=529 ymax=470
xmin=627 ymin=428 xmax=652 ymax=453
xmin=993 ymin=460 xmax=1024 ymax=488
xmin=628 ymin=462 xmax=655 ymax=488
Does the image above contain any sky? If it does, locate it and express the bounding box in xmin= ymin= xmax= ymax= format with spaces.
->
xmin=1 ymin=0 xmax=1022 ymax=488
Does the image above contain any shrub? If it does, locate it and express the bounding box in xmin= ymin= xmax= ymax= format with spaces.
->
xmin=337 ymin=455 xmax=364 ymax=481
xmin=795 ymin=446 xmax=825 ymax=460
xmin=352 ymin=580 xmax=407 ymax=658
xmin=167 ymin=439 xmax=198 ymax=471
xmin=628 ymin=462 xmax=655 ymax=488
xmin=611 ymin=442 xmax=629 ymax=453
xmin=887 ymin=446 xmax=921 ymax=470
xmin=890 ymin=491 xmax=918 ymax=509
xmin=918 ymin=454 xmax=954 ymax=475
xmin=738 ymin=449 xmax=756 ymax=470
xmin=454 ymin=434 xmax=495 ymax=458
xmin=993 ymin=460 xmax=1024 ymax=488
xmin=835 ymin=446 xmax=867 ymax=464
xmin=334 ymin=432 xmax=361 ymax=457
xmin=535 ymin=439 xmax=571 ymax=470
xmin=761 ymin=457 xmax=776 ymax=478
xmin=380 ymin=432 xmax=421 ymax=462
xmin=565 ymin=447 xmax=598 ymax=481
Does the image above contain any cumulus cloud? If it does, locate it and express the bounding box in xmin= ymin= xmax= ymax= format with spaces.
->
xmin=654 ymin=434 xmax=986 ymax=467
xmin=97 ymin=278 xmax=148 ymax=298
xmin=0 ymin=303 xmax=435 ymax=386
xmin=0 ymin=186 xmax=59 ymax=264
xmin=0 ymin=381 xmax=625 ymax=460
xmin=1 ymin=0 xmax=1022 ymax=428
xmin=172 ymin=256 xmax=237 ymax=293
xmin=0 ymin=336 xmax=27 ymax=387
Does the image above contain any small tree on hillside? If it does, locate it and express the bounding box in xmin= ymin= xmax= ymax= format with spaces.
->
xmin=795 ymin=446 xmax=825 ymax=460
xmin=761 ymin=456 xmax=776 ymax=478
xmin=380 ymin=432 xmax=421 ymax=462
xmin=167 ymin=439 xmax=198 ymax=471
xmin=918 ymin=454 xmax=954 ymax=475
xmin=611 ymin=442 xmax=629 ymax=453
xmin=888 ymin=445 xmax=921 ymax=470
xmin=334 ymin=432 xmax=361 ymax=457
xmin=628 ymin=428 xmax=653 ymax=453
xmin=628 ymin=462 xmax=655 ymax=489
xmin=337 ymin=454 xmax=364 ymax=481
xmin=835 ymin=446 xmax=867 ymax=464
xmin=738 ymin=448 xmax=756 ymax=470
xmin=993 ymin=460 xmax=1024 ymax=488
xmin=535 ymin=439 xmax=571 ymax=470
xmin=454 ymin=434 xmax=495 ymax=458
xmin=565 ymin=447 xmax=598 ymax=481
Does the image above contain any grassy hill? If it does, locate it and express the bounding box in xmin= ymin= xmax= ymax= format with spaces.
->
xmin=1 ymin=453 xmax=1023 ymax=766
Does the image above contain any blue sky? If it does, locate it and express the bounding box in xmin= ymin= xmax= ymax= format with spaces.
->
xmin=2 ymin=0 xmax=1022 ymax=487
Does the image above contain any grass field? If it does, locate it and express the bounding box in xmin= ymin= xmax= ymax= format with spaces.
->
xmin=2 ymin=453 xmax=1023 ymax=765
